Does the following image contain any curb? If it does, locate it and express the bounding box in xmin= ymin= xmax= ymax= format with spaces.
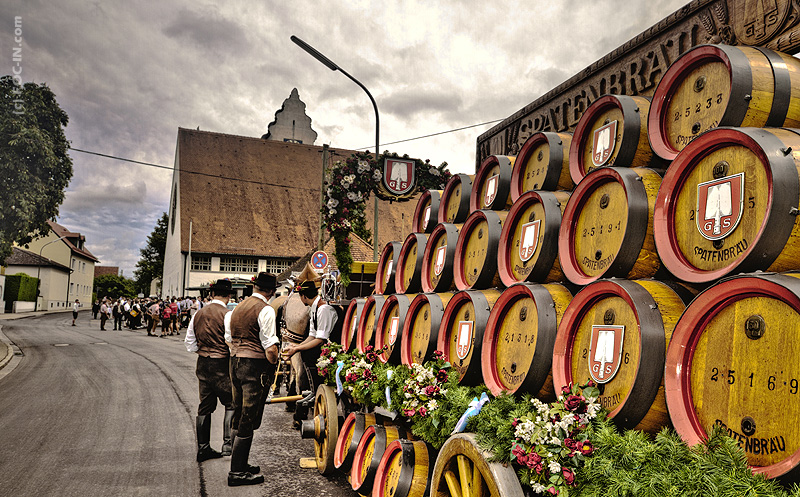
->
xmin=0 ymin=325 xmax=20 ymax=374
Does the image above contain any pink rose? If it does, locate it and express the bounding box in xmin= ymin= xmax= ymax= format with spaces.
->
xmin=418 ymin=407 xmax=428 ymax=416
xmin=562 ymin=467 xmax=575 ymax=485
xmin=436 ymin=369 xmax=449 ymax=383
xmin=547 ymin=486 xmax=559 ymax=495
xmin=564 ymin=394 xmax=583 ymax=412
xmin=580 ymin=441 xmax=594 ymax=456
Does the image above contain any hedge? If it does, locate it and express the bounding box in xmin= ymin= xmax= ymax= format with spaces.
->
xmin=4 ymin=273 xmax=39 ymax=312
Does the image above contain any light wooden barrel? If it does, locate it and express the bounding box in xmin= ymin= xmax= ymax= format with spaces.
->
xmin=412 ymin=189 xmax=442 ymax=234
xmin=498 ymin=190 xmax=570 ymax=286
xmin=453 ymin=210 xmax=508 ymax=290
xmin=558 ymin=166 xmax=663 ymax=286
xmin=335 ymin=412 xmax=378 ymax=471
xmin=357 ymin=295 xmax=387 ymax=353
xmin=437 ymin=289 xmax=502 ymax=385
xmin=421 ymin=223 xmax=460 ymax=293
xmin=375 ymin=294 xmax=411 ymax=364
xmin=654 ymin=127 xmax=800 ymax=284
xmin=373 ymin=439 xmax=434 ymax=497
xmin=439 ymin=174 xmax=474 ymax=224
xmin=396 ymin=233 xmax=429 ymax=294
xmin=400 ymin=292 xmax=455 ymax=366
xmin=376 ymin=241 xmax=403 ymax=295
xmin=569 ymin=94 xmax=666 ymax=184
xmin=511 ymin=131 xmax=573 ymax=201
xmin=665 ymin=272 xmax=800 ymax=481
xmin=351 ymin=424 xmax=405 ymax=495
xmin=470 ymin=155 xmax=515 ymax=211
xmin=481 ymin=283 xmax=573 ymax=400
xmin=552 ymin=279 xmax=694 ymax=433
xmin=648 ymin=44 xmax=800 ymax=161
xmin=341 ymin=297 xmax=365 ymax=353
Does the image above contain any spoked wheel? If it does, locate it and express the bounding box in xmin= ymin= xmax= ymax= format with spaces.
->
xmin=431 ymin=433 xmax=524 ymax=497
xmin=310 ymin=384 xmax=338 ymax=475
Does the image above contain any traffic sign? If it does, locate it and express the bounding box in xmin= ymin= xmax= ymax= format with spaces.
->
xmin=311 ymin=251 xmax=329 ymax=270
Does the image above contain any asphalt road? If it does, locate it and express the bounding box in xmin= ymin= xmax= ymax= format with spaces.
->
xmin=0 ymin=312 xmax=353 ymax=497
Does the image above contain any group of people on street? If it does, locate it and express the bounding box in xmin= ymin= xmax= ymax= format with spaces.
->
xmin=90 ymin=295 xmax=208 ymax=336
xmin=184 ymin=273 xmax=339 ymax=487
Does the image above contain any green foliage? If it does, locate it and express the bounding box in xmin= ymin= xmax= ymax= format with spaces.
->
xmin=470 ymin=392 xmax=536 ymax=462
xmin=94 ymin=274 xmax=136 ymax=300
xmin=411 ymin=382 xmax=487 ymax=450
xmin=133 ymin=212 xmax=168 ymax=294
xmin=0 ymin=76 xmax=73 ymax=265
xmin=4 ymin=273 xmax=39 ymax=311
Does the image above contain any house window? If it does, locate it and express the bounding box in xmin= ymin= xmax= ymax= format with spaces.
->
xmin=264 ymin=257 xmax=294 ymax=275
xmin=191 ymin=256 xmax=212 ymax=271
xmin=220 ymin=257 xmax=258 ymax=273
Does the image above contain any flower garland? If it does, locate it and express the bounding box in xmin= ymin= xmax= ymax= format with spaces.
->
xmin=400 ymin=351 xmax=451 ymax=418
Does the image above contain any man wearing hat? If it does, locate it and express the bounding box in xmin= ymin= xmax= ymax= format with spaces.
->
xmin=224 ymin=272 xmax=280 ymax=486
xmin=283 ymin=280 xmax=339 ymax=424
xmin=184 ymin=279 xmax=237 ymax=463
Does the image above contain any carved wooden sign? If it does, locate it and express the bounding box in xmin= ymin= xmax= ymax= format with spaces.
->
xmin=476 ymin=0 xmax=800 ymax=168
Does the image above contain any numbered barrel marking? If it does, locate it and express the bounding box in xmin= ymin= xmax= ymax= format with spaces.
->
xmin=508 ymin=202 xmax=548 ymax=281
xmin=689 ymin=296 xmax=800 ymax=467
xmin=572 ymin=181 xmax=628 ymax=277
xmin=520 ymin=141 xmax=552 ymax=193
xmin=382 ymin=450 xmax=403 ymax=497
xmin=402 ymin=240 xmax=418 ymax=289
xmin=444 ymin=183 xmax=463 ymax=223
xmin=673 ymin=145 xmax=768 ymax=271
xmin=579 ymin=107 xmax=624 ymax=177
xmin=462 ymin=218 xmax=491 ymax=287
xmin=494 ymin=296 xmax=540 ymax=391
xmin=569 ymin=296 xmax=640 ymax=412
xmin=409 ymin=301 xmax=432 ymax=365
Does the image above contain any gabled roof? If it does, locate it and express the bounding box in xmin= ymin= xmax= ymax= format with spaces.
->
xmin=5 ymin=247 xmax=71 ymax=272
xmin=176 ymin=128 xmax=419 ymax=259
xmin=47 ymin=220 xmax=100 ymax=262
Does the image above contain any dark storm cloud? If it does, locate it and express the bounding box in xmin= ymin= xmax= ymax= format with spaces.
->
xmin=162 ymin=6 xmax=250 ymax=53
xmin=381 ymin=87 xmax=464 ymax=121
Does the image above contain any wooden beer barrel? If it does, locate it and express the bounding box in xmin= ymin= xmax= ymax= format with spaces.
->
xmin=430 ymin=433 xmax=524 ymax=497
xmin=438 ymin=174 xmax=473 ymax=224
xmin=421 ymin=223 xmax=460 ymax=293
xmin=569 ymin=94 xmax=666 ymax=184
xmin=648 ymin=44 xmax=800 ymax=161
xmin=373 ymin=439 xmax=433 ymax=497
xmin=357 ymin=295 xmax=387 ymax=353
xmin=351 ymin=424 xmax=405 ymax=495
xmin=395 ymin=233 xmax=429 ymax=294
xmin=376 ymin=241 xmax=403 ymax=295
xmin=481 ymin=283 xmax=573 ymax=399
xmin=412 ymin=189 xmax=441 ymax=234
xmin=511 ymin=131 xmax=573 ymax=201
xmin=559 ymin=166 xmax=663 ymax=286
xmin=401 ymin=292 xmax=454 ymax=366
xmin=654 ymin=127 xmax=800 ymax=284
xmin=470 ymin=155 xmax=514 ymax=211
xmin=335 ymin=412 xmax=378 ymax=471
xmin=666 ymin=272 xmax=800 ymax=481
xmin=498 ymin=190 xmax=570 ymax=286
xmin=453 ymin=210 xmax=508 ymax=290
xmin=341 ymin=297 xmax=365 ymax=353
xmin=437 ymin=289 xmax=502 ymax=385
xmin=375 ymin=294 xmax=411 ymax=364
xmin=552 ymin=279 xmax=694 ymax=433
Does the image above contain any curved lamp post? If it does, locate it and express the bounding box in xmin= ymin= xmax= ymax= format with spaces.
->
xmin=35 ymin=235 xmax=68 ymax=311
xmin=291 ymin=35 xmax=381 ymax=261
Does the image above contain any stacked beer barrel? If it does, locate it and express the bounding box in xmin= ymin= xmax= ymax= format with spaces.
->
xmin=320 ymin=43 xmax=800 ymax=495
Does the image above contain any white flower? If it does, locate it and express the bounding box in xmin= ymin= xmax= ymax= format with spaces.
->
xmin=357 ymin=160 xmax=370 ymax=173
xmin=531 ymin=483 xmax=547 ymax=494
xmin=341 ymin=178 xmax=351 ymax=188
xmin=548 ymin=460 xmax=561 ymax=473
xmin=330 ymin=352 xmax=337 ymax=358
xmin=429 ymin=166 xmax=440 ymax=176
xmin=327 ymin=198 xmax=339 ymax=209
xmin=372 ymin=169 xmax=382 ymax=180
xmin=328 ymin=209 xmax=337 ymax=216
xmin=346 ymin=174 xmax=356 ymax=183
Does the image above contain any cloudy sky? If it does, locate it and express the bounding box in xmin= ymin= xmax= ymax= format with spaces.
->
xmin=4 ymin=0 xmax=687 ymax=277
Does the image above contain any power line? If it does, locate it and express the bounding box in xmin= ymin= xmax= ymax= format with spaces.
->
xmin=357 ymin=119 xmax=504 ymax=150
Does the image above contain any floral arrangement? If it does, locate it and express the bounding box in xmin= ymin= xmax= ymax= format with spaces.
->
xmin=400 ymin=351 xmax=451 ymax=418
xmin=316 ymin=341 xmax=346 ymax=386
xmin=339 ymin=345 xmax=385 ymax=406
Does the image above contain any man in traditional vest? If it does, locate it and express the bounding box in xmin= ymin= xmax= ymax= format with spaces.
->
xmin=184 ymin=279 xmax=236 ymax=463
xmin=224 ymin=272 xmax=279 ymax=486
xmin=283 ymin=280 xmax=339 ymax=425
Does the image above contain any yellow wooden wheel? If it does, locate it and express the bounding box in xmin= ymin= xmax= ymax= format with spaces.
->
xmin=312 ymin=384 xmax=338 ymax=475
xmin=431 ymin=433 xmax=523 ymax=497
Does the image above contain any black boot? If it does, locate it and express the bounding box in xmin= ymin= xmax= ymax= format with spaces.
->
xmin=228 ymin=436 xmax=264 ymax=486
xmin=196 ymin=415 xmax=223 ymax=462
xmin=228 ymin=428 xmax=260 ymax=473
xmin=221 ymin=409 xmax=235 ymax=456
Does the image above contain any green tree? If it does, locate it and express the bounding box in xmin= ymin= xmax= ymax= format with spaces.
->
xmin=94 ymin=274 xmax=136 ymax=300
xmin=133 ymin=212 xmax=168 ymax=294
xmin=0 ymin=76 xmax=73 ymax=265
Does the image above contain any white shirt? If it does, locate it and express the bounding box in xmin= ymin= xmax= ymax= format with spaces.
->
xmin=185 ymin=299 xmax=227 ymax=353
xmin=72 ymin=302 xmax=79 ymax=312
xmin=308 ymin=296 xmax=338 ymax=341
xmin=224 ymin=293 xmax=279 ymax=351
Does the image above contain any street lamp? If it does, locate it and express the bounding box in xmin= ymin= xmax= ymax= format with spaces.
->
xmin=291 ymin=35 xmax=381 ymax=261
xmin=35 ymin=235 xmax=68 ymax=312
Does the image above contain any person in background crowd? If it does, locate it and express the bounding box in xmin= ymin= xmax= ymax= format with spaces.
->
xmin=161 ymin=300 xmax=173 ymax=337
xmin=123 ymin=299 xmax=132 ymax=329
xmin=72 ymin=299 xmax=80 ymax=326
xmin=184 ymin=279 xmax=238 ymax=463
xmin=190 ymin=297 xmax=200 ymax=319
xmin=100 ymin=299 xmax=110 ymax=331
xmin=170 ymin=298 xmax=180 ymax=335
xmin=92 ymin=300 xmax=100 ymax=320
xmin=224 ymin=272 xmax=279 ymax=486
xmin=148 ymin=299 xmax=161 ymax=337
xmin=112 ymin=299 xmax=122 ymax=331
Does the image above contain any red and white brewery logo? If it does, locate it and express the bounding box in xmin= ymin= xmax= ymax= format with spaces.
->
xmin=388 ymin=316 xmax=400 ymax=346
xmin=455 ymin=321 xmax=473 ymax=360
xmin=384 ymin=158 xmax=415 ymax=195
xmin=484 ymin=174 xmax=499 ymax=207
xmin=434 ymin=245 xmax=447 ymax=276
xmin=592 ymin=120 xmax=617 ymax=167
xmin=519 ymin=220 xmax=541 ymax=262
xmin=422 ymin=206 xmax=431 ymax=231
xmin=696 ymin=172 xmax=744 ymax=241
xmin=588 ymin=325 xmax=625 ymax=384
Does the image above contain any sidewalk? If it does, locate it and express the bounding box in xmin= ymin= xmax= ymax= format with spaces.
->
xmin=0 ymin=308 xmax=89 ymax=372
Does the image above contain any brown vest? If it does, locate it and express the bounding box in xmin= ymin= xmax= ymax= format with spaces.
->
xmin=193 ymin=302 xmax=229 ymax=359
xmin=230 ymin=296 xmax=270 ymax=359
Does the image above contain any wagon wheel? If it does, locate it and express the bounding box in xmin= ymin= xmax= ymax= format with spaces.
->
xmin=431 ymin=433 xmax=523 ymax=497
xmin=311 ymin=384 xmax=338 ymax=475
